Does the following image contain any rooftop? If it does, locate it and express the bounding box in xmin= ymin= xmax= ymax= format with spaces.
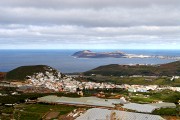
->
xmin=122 ymin=103 xmax=158 ymax=113
xmin=75 ymin=108 xmax=165 ymax=120
xmin=38 ymin=95 xmax=120 ymax=107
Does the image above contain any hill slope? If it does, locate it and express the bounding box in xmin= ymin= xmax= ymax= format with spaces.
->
xmin=0 ymin=72 xmax=6 ymax=80
xmin=6 ymin=65 xmax=64 ymax=81
xmin=84 ymin=61 xmax=180 ymax=76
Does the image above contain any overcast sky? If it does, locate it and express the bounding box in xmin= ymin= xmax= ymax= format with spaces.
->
xmin=0 ymin=0 xmax=180 ymax=49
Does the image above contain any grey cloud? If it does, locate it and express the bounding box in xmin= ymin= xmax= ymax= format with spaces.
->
xmin=1 ymin=0 xmax=180 ymax=9
xmin=0 ymin=25 xmax=180 ymax=44
xmin=1 ymin=25 xmax=180 ymax=37
xmin=0 ymin=0 xmax=180 ymax=49
xmin=0 ymin=7 xmax=180 ymax=27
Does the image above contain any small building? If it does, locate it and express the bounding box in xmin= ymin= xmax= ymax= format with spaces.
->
xmin=128 ymin=88 xmax=136 ymax=92
xmin=0 ymin=81 xmax=11 ymax=87
xmin=119 ymin=97 xmax=127 ymax=104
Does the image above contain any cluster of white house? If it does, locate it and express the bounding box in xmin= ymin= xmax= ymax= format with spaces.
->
xmin=170 ymin=76 xmax=180 ymax=81
xmin=7 ymin=70 xmax=179 ymax=93
xmin=25 ymin=71 xmax=122 ymax=92
xmin=124 ymin=84 xmax=180 ymax=92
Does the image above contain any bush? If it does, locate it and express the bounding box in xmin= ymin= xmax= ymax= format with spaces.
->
xmin=152 ymin=108 xmax=177 ymax=116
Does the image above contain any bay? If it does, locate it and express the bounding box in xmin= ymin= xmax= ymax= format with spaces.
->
xmin=0 ymin=49 xmax=179 ymax=73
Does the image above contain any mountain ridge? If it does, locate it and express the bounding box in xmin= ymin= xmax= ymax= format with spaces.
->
xmin=84 ymin=61 xmax=180 ymax=76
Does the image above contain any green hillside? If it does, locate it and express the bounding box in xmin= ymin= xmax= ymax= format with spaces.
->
xmin=6 ymin=65 xmax=63 ymax=81
xmin=84 ymin=61 xmax=180 ymax=76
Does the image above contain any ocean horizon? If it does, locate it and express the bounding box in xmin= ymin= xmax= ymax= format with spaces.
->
xmin=0 ymin=49 xmax=179 ymax=73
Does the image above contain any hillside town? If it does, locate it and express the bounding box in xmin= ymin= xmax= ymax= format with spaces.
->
xmin=0 ymin=70 xmax=179 ymax=94
xmin=0 ymin=68 xmax=180 ymax=94
xmin=0 ymin=66 xmax=179 ymax=120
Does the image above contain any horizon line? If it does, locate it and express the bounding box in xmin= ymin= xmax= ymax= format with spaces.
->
xmin=0 ymin=48 xmax=180 ymax=50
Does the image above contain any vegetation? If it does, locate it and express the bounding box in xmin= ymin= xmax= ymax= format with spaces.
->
xmin=0 ymin=92 xmax=80 ymax=104
xmin=130 ymin=90 xmax=180 ymax=104
xmin=0 ymin=89 xmax=179 ymax=119
xmin=0 ymin=104 xmax=78 ymax=120
xmin=151 ymin=90 xmax=180 ymax=103
xmin=82 ymin=88 xmax=128 ymax=97
xmin=0 ymin=87 xmax=17 ymax=94
xmin=152 ymin=108 xmax=177 ymax=116
xmin=86 ymin=75 xmax=180 ymax=86
xmin=84 ymin=61 xmax=180 ymax=76
xmin=130 ymin=96 xmax=155 ymax=103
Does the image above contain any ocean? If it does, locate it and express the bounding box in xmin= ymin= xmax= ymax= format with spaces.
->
xmin=0 ymin=49 xmax=179 ymax=73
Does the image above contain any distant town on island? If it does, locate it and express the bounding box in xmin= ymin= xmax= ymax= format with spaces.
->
xmin=72 ymin=50 xmax=180 ymax=60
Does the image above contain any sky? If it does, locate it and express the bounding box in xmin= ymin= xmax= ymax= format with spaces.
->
xmin=0 ymin=0 xmax=180 ymax=49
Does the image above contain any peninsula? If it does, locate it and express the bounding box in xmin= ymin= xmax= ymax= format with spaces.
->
xmin=72 ymin=50 xmax=180 ymax=60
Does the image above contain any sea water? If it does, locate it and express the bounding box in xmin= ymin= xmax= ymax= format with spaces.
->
xmin=0 ymin=49 xmax=179 ymax=73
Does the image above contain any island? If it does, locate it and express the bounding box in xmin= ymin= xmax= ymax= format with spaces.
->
xmin=72 ymin=50 xmax=180 ymax=60
xmin=72 ymin=50 xmax=126 ymax=58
